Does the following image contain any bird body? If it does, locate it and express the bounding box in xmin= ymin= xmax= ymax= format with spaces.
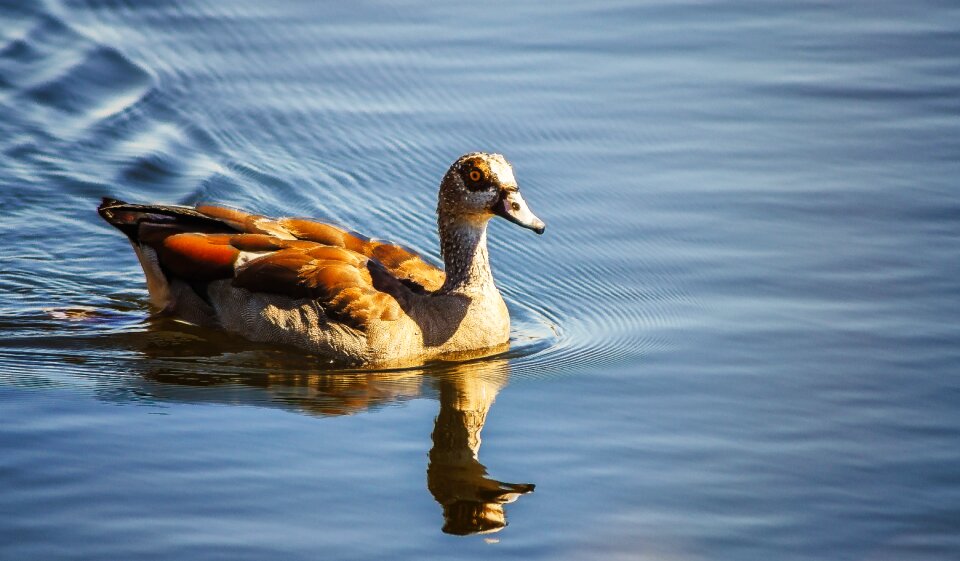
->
xmin=98 ymin=153 xmax=544 ymax=367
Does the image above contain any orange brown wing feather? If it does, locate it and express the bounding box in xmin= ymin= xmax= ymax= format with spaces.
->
xmin=195 ymin=204 xmax=272 ymax=234
xmin=194 ymin=207 xmax=442 ymax=290
xmin=278 ymin=217 xmax=445 ymax=291
xmin=138 ymin=205 xmax=434 ymax=326
xmin=233 ymin=247 xmax=405 ymax=328
xmin=157 ymin=233 xmax=240 ymax=281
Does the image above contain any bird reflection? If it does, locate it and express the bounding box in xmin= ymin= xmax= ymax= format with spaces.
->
xmin=122 ymin=323 xmax=534 ymax=535
xmin=428 ymin=359 xmax=535 ymax=535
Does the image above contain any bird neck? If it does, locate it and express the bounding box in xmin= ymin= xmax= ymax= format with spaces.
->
xmin=437 ymin=213 xmax=496 ymax=295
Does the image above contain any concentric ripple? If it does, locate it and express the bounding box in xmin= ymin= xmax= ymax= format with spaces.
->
xmin=0 ymin=0 xmax=695 ymax=400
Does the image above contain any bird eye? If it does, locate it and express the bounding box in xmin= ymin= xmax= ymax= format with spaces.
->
xmin=469 ymin=169 xmax=483 ymax=182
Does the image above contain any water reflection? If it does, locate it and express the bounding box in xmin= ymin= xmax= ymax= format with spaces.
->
xmin=428 ymin=360 xmax=536 ymax=535
xmin=127 ymin=327 xmax=535 ymax=535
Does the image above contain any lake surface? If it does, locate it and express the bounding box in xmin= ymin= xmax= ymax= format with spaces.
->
xmin=2 ymin=0 xmax=959 ymax=559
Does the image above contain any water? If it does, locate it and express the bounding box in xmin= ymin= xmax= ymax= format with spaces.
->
xmin=1 ymin=0 xmax=959 ymax=558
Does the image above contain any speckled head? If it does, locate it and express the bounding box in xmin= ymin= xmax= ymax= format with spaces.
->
xmin=438 ymin=152 xmax=545 ymax=235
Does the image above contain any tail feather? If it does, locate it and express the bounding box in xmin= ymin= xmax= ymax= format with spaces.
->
xmin=98 ymin=197 xmax=237 ymax=311
xmin=98 ymin=197 xmax=238 ymax=241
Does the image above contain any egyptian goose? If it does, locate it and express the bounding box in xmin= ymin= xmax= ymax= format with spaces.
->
xmin=98 ymin=152 xmax=545 ymax=366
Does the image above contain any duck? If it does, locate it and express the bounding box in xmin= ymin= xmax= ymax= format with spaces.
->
xmin=98 ymin=152 xmax=545 ymax=367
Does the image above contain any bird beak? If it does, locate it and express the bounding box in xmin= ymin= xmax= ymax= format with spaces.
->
xmin=493 ymin=189 xmax=545 ymax=234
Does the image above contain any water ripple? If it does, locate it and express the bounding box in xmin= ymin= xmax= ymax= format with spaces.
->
xmin=0 ymin=0 xmax=693 ymax=386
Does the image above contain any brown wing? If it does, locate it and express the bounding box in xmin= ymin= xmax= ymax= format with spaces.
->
xmin=196 ymin=205 xmax=445 ymax=292
xmin=232 ymin=245 xmax=408 ymax=328
xmin=100 ymin=199 xmax=436 ymax=328
xmin=147 ymin=230 xmax=409 ymax=329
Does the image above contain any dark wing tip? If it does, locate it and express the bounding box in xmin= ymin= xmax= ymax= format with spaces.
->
xmin=98 ymin=196 xmax=126 ymax=223
xmin=97 ymin=196 xmax=129 ymax=221
xmin=99 ymin=196 xmax=127 ymax=210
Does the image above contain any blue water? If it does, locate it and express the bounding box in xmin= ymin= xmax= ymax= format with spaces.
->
xmin=2 ymin=0 xmax=959 ymax=559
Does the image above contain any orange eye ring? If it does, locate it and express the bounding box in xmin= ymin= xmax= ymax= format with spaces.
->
xmin=468 ymin=169 xmax=483 ymax=182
